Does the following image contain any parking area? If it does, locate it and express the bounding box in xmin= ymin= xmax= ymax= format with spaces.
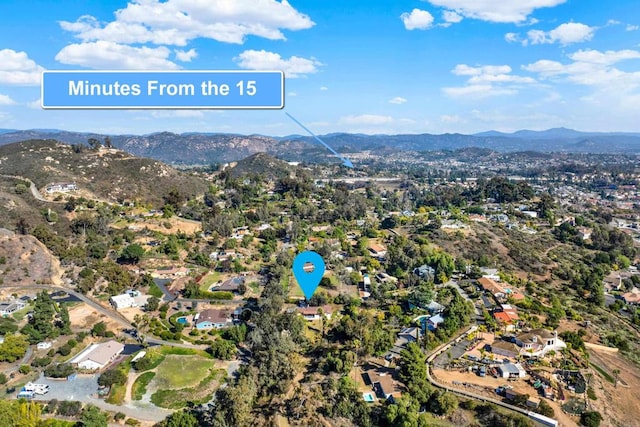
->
xmin=30 ymin=373 xmax=99 ymax=402
xmin=434 ymin=338 xmax=470 ymax=368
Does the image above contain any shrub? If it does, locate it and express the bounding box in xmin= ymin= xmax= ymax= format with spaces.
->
xmin=32 ymin=357 xmax=52 ymax=368
xmin=18 ymin=365 xmax=31 ymax=374
xmin=56 ymin=401 xmax=82 ymax=417
xmin=44 ymin=364 xmax=75 ymax=378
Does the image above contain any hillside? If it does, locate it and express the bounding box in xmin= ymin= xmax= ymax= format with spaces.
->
xmin=1 ymin=128 xmax=640 ymax=166
xmin=0 ymin=139 xmax=208 ymax=207
xmin=227 ymin=152 xmax=295 ymax=179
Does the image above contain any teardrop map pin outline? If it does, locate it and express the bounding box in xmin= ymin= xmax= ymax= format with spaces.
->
xmin=292 ymin=250 xmax=326 ymax=300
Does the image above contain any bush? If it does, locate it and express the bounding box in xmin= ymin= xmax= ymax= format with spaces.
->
xmin=209 ymin=291 xmax=234 ymax=300
xmin=114 ymin=412 xmax=126 ymax=421
xmin=32 ymin=357 xmax=52 ymax=367
xmin=208 ymin=339 xmax=236 ymax=360
xmin=44 ymin=364 xmax=75 ymax=378
xmin=125 ymin=419 xmax=141 ymax=426
xmin=18 ymin=365 xmax=31 ymax=374
xmin=57 ymin=344 xmax=72 ymax=356
xmin=57 ymin=400 xmax=82 ymax=417
xmin=0 ymin=372 xmax=7 ymax=384
xmin=580 ymin=411 xmax=603 ymax=427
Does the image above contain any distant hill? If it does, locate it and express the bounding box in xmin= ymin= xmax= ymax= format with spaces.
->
xmin=227 ymin=152 xmax=295 ymax=179
xmin=1 ymin=127 xmax=640 ymax=165
xmin=0 ymin=140 xmax=208 ymax=207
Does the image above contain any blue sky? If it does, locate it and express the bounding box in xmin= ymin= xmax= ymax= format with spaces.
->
xmin=0 ymin=0 xmax=639 ymax=135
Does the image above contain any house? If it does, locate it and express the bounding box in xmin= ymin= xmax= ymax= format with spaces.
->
xmin=387 ymin=327 xmax=420 ymax=359
xmin=368 ymin=244 xmax=387 ymax=259
xmin=109 ymin=294 xmax=137 ymax=310
xmin=515 ymin=329 xmax=566 ymax=358
xmin=478 ymin=277 xmax=505 ymax=299
xmin=497 ymin=363 xmax=527 ymax=379
xmin=622 ymin=289 xmax=640 ymax=305
xmin=364 ymin=370 xmax=402 ymax=402
xmin=425 ymin=301 xmax=445 ymax=314
xmin=0 ymin=300 xmax=26 ymax=317
xmin=493 ymin=304 xmax=519 ymax=331
xmin=69 ymin=340 xmax=125 ymax=371
xmin=577 ymin=227 xmax=593 ymax=240
xmin=154 ymin=267 xmax=190 ymax=278
xmin=212 ymin=277 xmax=244 ymax=293
xmin=491 ymin=340 xmax=521 ymax=359
xmin=427 ymin=314 xmax=444 ymax=331
xmin=45 ymin=182 xmax=78 ymax=194
xmin=297 ymin=305 xmax=333 ymax=321
xmin=194 ymin=309 xmax=233 ymax=330
xmin=414 ymin=264 xmax=435 ymax=280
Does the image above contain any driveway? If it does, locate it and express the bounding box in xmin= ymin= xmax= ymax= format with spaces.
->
xmin=29 ymin=373 xmax=172 ymax=422
xmin=433 ymin=338 xmax=470 ymax=368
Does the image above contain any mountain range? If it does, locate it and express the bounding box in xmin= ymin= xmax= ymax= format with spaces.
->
xmin=1 ymin=127 xmax=639 ymax=165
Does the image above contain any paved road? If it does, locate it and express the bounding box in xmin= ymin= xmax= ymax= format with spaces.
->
xmin=0 ymin=284 xmax=202 ymax=349
xmin=0 ymin=174 xmax=48 ymax=202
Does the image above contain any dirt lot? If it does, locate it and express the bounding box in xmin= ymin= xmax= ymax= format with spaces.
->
xmin=68 ymin=303 xmax=122 ymax=331
xmin=433 ymin=368 xmax=578 ymax=427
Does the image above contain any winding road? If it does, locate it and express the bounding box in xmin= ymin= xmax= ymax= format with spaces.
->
xmin=0 ymin=284 xmax=201 ymax=349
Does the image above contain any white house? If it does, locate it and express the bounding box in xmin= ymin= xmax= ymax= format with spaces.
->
xmin=109 ymin=294 xmax=137 ymax=310
xmin=515 ymin=329 xmax=566 ymax=358
xmin=0 ymin=300 xmax=26 ymax=317
xmin=36 ymin=342 xmax=52 ymax=350
xmin=297 ymin=305 xmax=333 ymax=321
xmin=69 ymin=340 xmax=125 ymax=371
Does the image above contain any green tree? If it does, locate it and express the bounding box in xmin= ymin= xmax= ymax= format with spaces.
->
xmin=209 ymin=339 xmax=236 ymax=360
xmin=119 ymin=244 xmax=145 ymax=264
xmin=398 ymin=342 xmax=432 ymax=405
xmin=160 ymin=411 xmax=199 ymax=427
xmin=21 ymin=291 xmax=59 ymax=343
xmin=580 ymin=411 xmax=603 ymax=427
xmin=91 ymin=321 xmax=108 ymax=337
xmin=145 ymin=296 xmax=160 ymax=312
xmin=429 ymin=391 xmax=458 ymax=416
xmin=81 ymin=404 xmax=108 ymax=427
xmin=98 ymin=368 xmax=127 ymax=387
xmin=0 ymin=334 xmax=29 ymax=362
xmin=58 ymin=304 xmax=72 ymax=335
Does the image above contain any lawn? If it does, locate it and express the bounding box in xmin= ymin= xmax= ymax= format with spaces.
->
xmin=198 ymin=271 xmax=222 ymax=292
xmin=151 ymin=368 xmax=226 ymax=409
xmin=132 ymin=372 xmax=156 ymax=401
xmin=153 ymin=355 xmax=215 ymax=389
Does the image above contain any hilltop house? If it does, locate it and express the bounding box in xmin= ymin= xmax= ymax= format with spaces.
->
xmin=492 ymin=304 xmax=520 ymax=331
xmin=194 ymin=309 xmax=233 ymax=330
xmin=427 ymin=314 xmax=444 ymax=331
xmin=69 ymin=340 xmax=124 ymax=371
xmin=45 ymin=182 xmax=78 ymax=194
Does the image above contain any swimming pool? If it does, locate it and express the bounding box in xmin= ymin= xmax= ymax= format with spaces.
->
xmin=176 ymin=316 xmax=188 ymax=325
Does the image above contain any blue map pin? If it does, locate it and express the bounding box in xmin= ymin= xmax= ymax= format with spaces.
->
xmin=292 ymin=251 xmax=325 ymax=300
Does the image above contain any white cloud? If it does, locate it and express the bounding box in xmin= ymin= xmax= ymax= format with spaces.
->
xmin=339 ymin=114 xmax=394 ymax=125
xmin=443 ymin=10 xmax=463 ymax=24
xmin=27 ymin=99 xmax=42 ymax=109
xmin=440 ymin=114 xmax=464 ymax=123
xmin=504 ymin=32 xmax=521 ymax=43
xmin=425 ymin=0 xmax=567 ymax=23
xmin=446 ymin=63 xmax=536 ymax=98
xmin=59 ymin=0 xmax=314 ymax=46
xmin=524 ymin=49 xmax=640 ymax=110
xmin=175 ymin=48 xmax=197 ymax=62
xmin=626 ymin=24 xmax=639 ymax=31
xmin=55 ymin=41 xmax=178 ymax=69
xmin=234 ymin=50 xmax=321 ymax=78
xmin=287 ymin=92 xmax=297 ymax=97
xmin=0 ymin=94 xmax=16 ymax=105
xmin=319 ymin=86 xmax=328 ymax=91
xmin=443 ymin=84 xmax=517 ymax=98
xmin=526 ymin=22 xmax=595 ymax=46
xmin=389 ymin=96 xmax=407 ymax=104
xmin=401 ymin=9 xmax=434 ymax=30
xmin=0 ymin=49 xmax=44 ymax=86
